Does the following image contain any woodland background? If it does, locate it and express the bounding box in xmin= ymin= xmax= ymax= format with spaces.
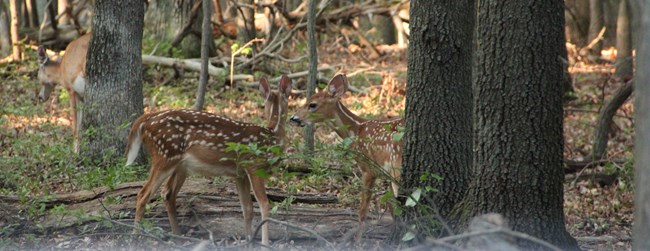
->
xmin=0 ymin=0 xmax=646 ymax=250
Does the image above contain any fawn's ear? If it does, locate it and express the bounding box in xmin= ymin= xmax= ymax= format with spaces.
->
xmin=327 ymin=74 xmax=348 ymax=98
xmin=259 ymin=77 xmax=271 ymax=101
xmin=37 ymin=46 xmax=49 ymax=65
xmin=279 ymin=75 xmax=292 ymax=98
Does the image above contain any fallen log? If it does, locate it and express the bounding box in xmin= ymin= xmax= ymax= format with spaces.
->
xmin=141 ymin=54 xmax=254 ymax=82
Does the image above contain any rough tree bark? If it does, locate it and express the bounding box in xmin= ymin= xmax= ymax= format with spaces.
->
xmin=632 ymin=0 xmax=650 ymax=249
xmin=81 ymin=0 xmax=144 ymax=161
xmin=402 ymin=0 xmax=473 ymax=232
xmin=455 ymin=1 xmax=579 ymax=249
xmin=615 ymin=0 xmax=633 ymax=79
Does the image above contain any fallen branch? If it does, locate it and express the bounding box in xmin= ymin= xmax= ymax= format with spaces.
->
xmin=0 ymin=180 xmax=337 ymax=208
xmin=142 ymin=54 xmax=253 ymax=82
xmin=575 ymin=235 xmax=616 ymax=242
xmin=564 ymin=158 xmax=628 ymax=174
xmin=566 ymin=172 xmax=618 ymax=187
xmin=591 ymin=80 xmax=634 ymax=162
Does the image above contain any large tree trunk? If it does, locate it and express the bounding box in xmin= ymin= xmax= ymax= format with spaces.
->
xmin=81 ymin=0 xmax=144 ymax=161
xmin=632 ymin=0 xmax=650 ymax=249
xmin=457 ymin=1 xmax=579 ymax=249
xmin=588 ymin=0 xmax=604 ymax=53
xmin=615 ymin=0 xmax=633 ymax=80
xmin=402 ymin=0 xmax=473 ymax=233
xmin=0 ymin=1 xmax=11 ymax=58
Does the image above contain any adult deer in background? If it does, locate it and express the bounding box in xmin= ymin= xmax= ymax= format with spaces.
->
xmin=125 ymin=76 xmax=292 ymax=245
xmin=290 ymin=74 xmax=403 ymax=241
xmin=37 ymin=33 xmax=91 ymax=153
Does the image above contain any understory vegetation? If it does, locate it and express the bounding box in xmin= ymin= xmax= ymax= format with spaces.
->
xmin=0 ymin=30 xmax=634 ymax=250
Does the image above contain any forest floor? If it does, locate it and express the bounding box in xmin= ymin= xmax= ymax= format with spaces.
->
xmin=0 ymin=34 xmax=634 ymax=251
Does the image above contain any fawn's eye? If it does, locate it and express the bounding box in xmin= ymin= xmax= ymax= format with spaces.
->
xmin=308 ymin=103 xmax=317 ymax=109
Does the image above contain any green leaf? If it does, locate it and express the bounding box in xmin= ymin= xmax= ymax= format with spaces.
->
xmin=241 ymin=47 xmax=253 ymax=55
xmin=392 ymin=132 xmax=404 ymax=142
xmin=231 ymin=43 xmax=240 ymax=51
xmin=268 ymin=156 xmax=280 ymax=165
xmin=380 ymin=191 xmax=394 ymax=204
xmin=255 ymin=169 xmax=271 ymax=179
xmin=405 ymin=188 xmax=422 ymax=207
xmin=401 ymin=231 xmax=416 ymax=241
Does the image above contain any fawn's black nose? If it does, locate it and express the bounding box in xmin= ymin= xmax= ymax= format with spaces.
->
xmin=289 ymin=115 xmax=304 ymax=126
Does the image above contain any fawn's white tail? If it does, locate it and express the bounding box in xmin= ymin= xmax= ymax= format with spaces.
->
xmin=125 ymin=124 xmax=143 ymax=166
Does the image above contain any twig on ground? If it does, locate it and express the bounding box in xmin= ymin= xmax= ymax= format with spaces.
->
xmin=252 ymin=218 xmax=336 ymax=250
xmin=39 ymin=232 xmax=183 ymax=251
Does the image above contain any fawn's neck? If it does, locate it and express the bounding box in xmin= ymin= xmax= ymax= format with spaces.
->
xmin=329 ymin=101 xmax=368 ymax=139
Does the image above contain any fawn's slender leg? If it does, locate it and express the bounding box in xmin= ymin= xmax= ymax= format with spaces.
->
xmin=356 ymin=161 xmax=377 ymax=242
xmin=234 ymin=175 xmax=253 ymax=239
xmin=69 ymin=91 xmax=79 ymax=153
xmin=163 ymin=170 xmax=188 ymax=235
xmin=134 ymin=159 xmax=175 ymax=233
xmin=247 ymin=171 xmax=271 ymax=245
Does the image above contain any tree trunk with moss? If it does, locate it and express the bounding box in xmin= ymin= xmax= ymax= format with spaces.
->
xmin=455 ymin=1 xmax=579 ymax=250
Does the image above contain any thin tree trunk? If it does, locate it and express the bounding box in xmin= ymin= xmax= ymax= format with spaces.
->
xmin=565 ymin=0 xmax=590 ymax=46
xmin=82 ymin=0 xmax=144 ymax=161
xmin=47 ymin=0 xmax=58 ymax=32
xmin=632 ymin=0 xmax=650 ymax=249
xmin=303 ymin=0 xmax=317 ymax=155
xmin=173 ymin=0 xmax=213 ymax=58
xmin=373 ymin=15 xmax=396 ymax=45
xmin=24 ymin=0 xmax=38 ymax=28
xmin=591 ymin=80 xmax=634 ymax=161
xmin=615 ymin=0 xmax=633 ymax=80
xmin=458 ymin=1 xmax=579 ymax=249
xmin=194 ymin=0 xmax=212 ymax=111
xmin=58 ymin=0 xmax=71 ymax=25
xmin=0 ymin=1 xmax=11 ymax=57
xmin=588 ymin=0 xmax=604 ymax=53
xmin=9 ymin=0 xmax=20 ymax=60
xmin=238 ymin=0 xmax=256 ymax=43
xmin=402 ymin=0 xmax=473 ymax=234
